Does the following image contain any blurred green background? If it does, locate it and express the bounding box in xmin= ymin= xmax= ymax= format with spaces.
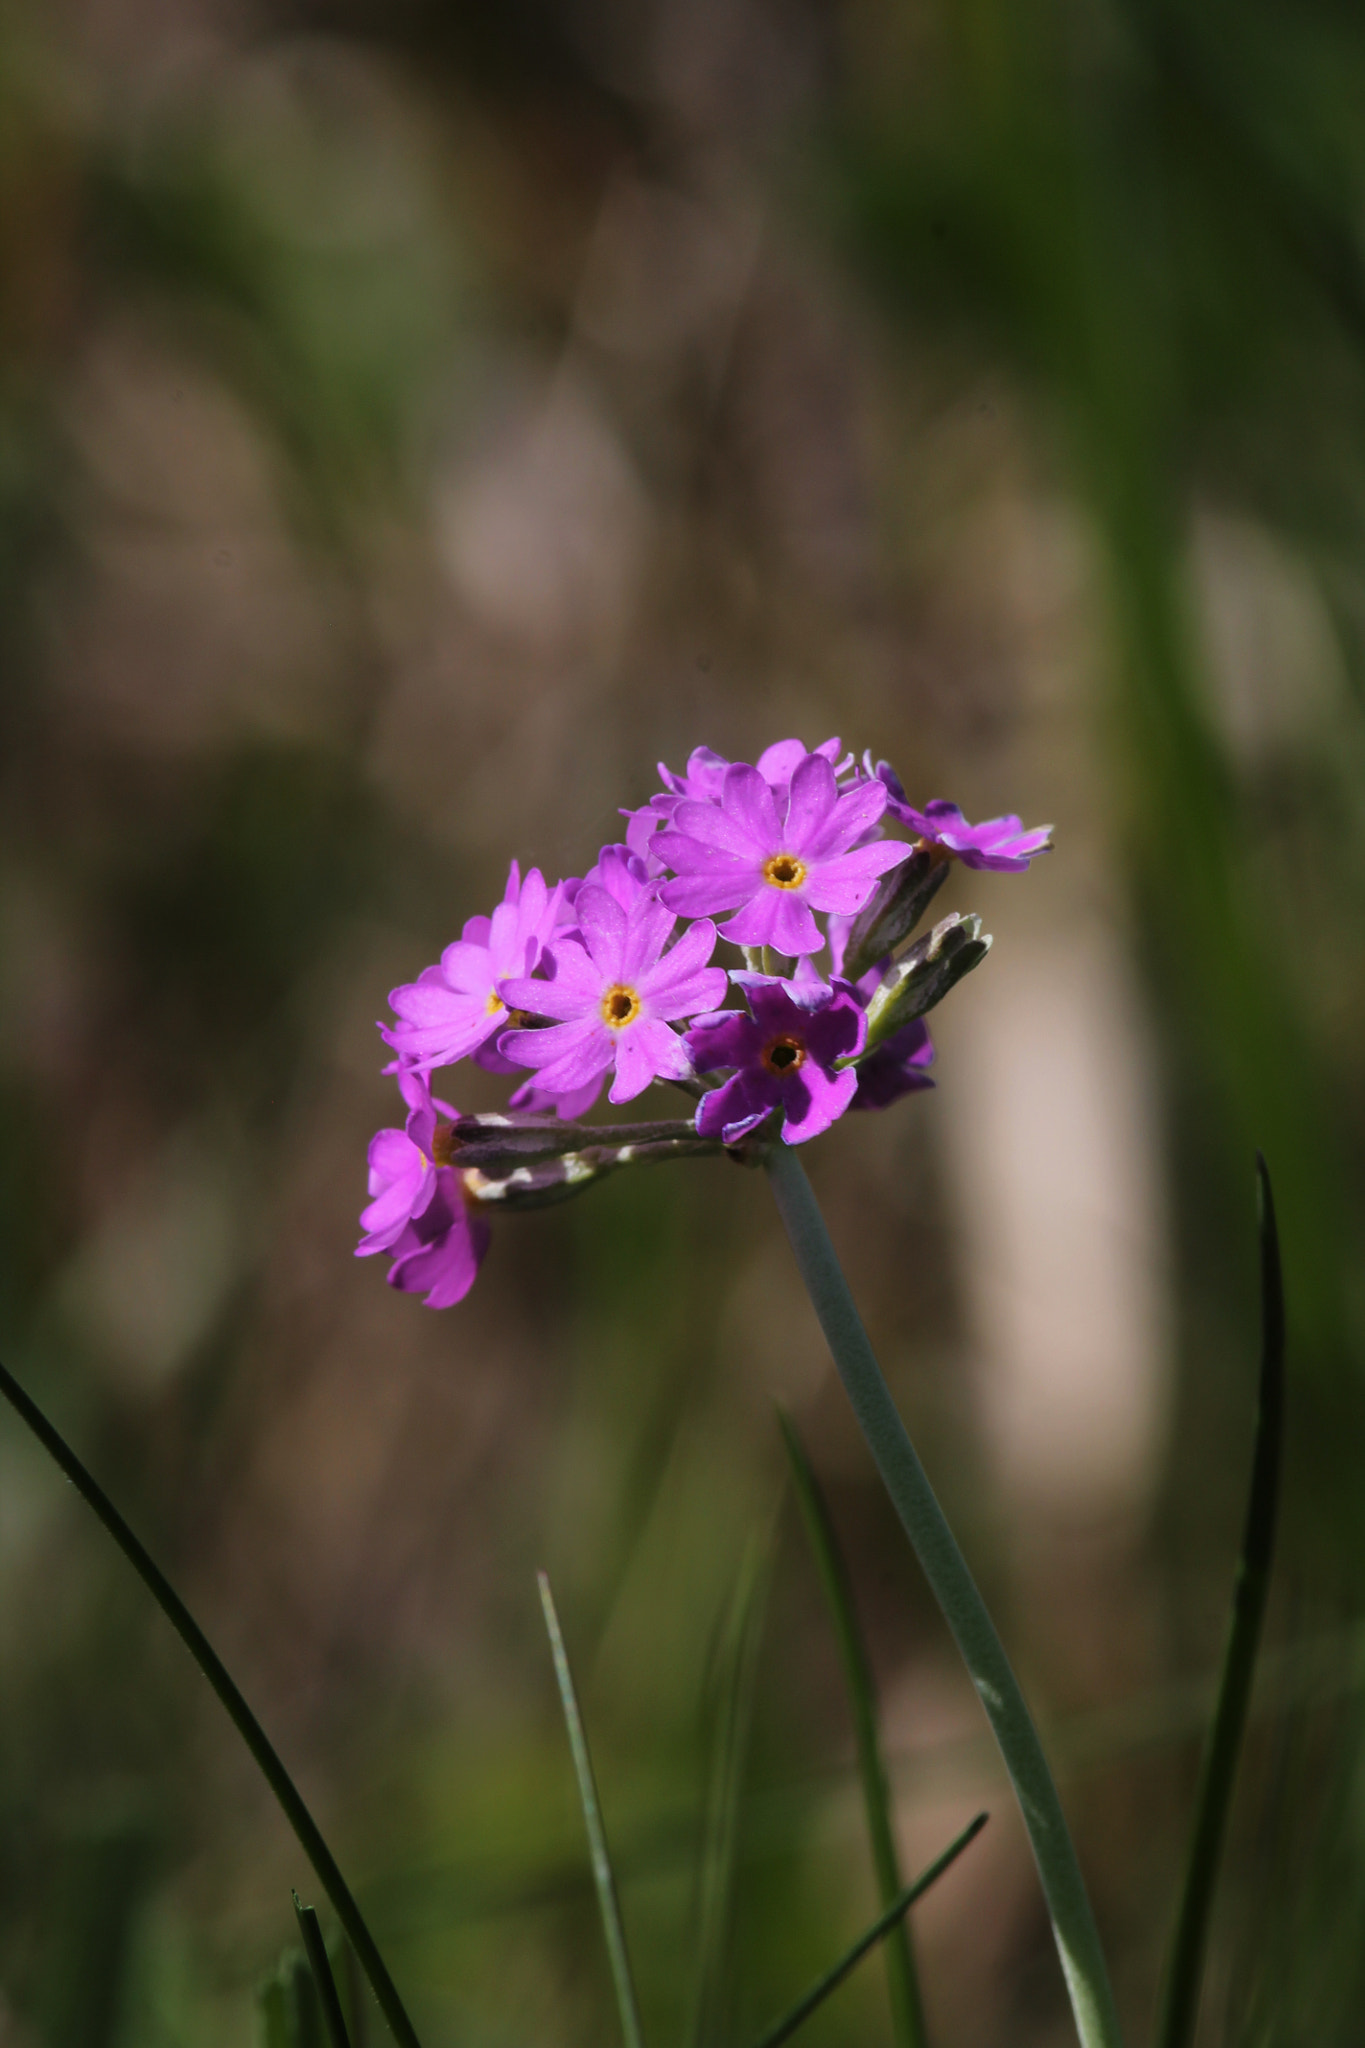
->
xmin=2 ymin=0 xmax=1365 ymax=2042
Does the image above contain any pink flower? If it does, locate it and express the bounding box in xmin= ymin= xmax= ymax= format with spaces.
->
xmin=655 ymin=752 xmax=910 ymax=955
xmin=500 ymin=884 xmax=727 ymax=1107
xmin=383 ymin=861 xmax=564 ymax=1073
xmin=356 ymin=1071 xmax=490 ymax=1308
xmin=623 ymin=737 xmax=851 ymax=872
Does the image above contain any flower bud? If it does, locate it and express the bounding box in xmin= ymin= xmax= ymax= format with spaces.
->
xmin=861 ymin=913 xmax=991 ymax=1051
xmin=465 ymin=1131 xmax=725 ymax=1208
xmin=443 ymin=1113 xmax=699 ymax=1177
xmin=839 ymin=848 xmax=950 ymax=982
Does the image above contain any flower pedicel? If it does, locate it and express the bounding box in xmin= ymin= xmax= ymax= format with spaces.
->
xmin=362 ymin=740 xmax=1051 ymax=1306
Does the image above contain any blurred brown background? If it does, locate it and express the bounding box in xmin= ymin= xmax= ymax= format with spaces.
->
xmin=2 ymin=0 xmax=1365 ymax=2043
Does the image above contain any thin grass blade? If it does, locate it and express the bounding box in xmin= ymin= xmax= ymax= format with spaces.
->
xmin=779 ymin=1408 xmax=926 ymax=2048
xmin=750 ymin=1812 xmax=988 ymax=2048
xmin=293 ymin=1895 xmax=353 ymax=2048
xmin=538 ymin=1571 xmax=645 ymax=2048
xmin=0 ymin=1355 xmax=422 ymax=2048
xmin=1155 ymin=1153 xmax=1286 ymax=2048
xmin=687 ymin=1533 xmax=771 ymax=2048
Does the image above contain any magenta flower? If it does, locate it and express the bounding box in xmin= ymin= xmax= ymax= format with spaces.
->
xmin=655 ymin=752 xmax=910 ymax=955
xmin=578 ymin=842 xmax=653 ymax=913
xmin=383 ymin=861 xmax=564 ymax=1074
xmin=624 ymin=736 xmax=850 ymax=872
xmin=356 ymin=1069 xmax=447 ymax=1253
xmin=686 ymin=974 xmax=866 ymax=1145
xmin=356 ymin=1072 xmax=490 ymax=1308
xmin=478 ymin=847 xmax=647 ymax=1101
xmin=506 ymin=1074 xmax=605 ymax=1121
xmin=866 ymin=761 xmax=1052 ymax=873
xmin=386 ymin=1173 xmax=491 ymax=1309
xmin=500 ymin=884 xmax=728 ymax=1106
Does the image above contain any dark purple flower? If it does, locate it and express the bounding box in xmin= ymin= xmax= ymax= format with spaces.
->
xmin=850 ymin=1016 xmax=935 ymax=1109
xmin=500 ymin=883 xmax=727 ymax=1106
xmin=356 ymin=1071 xmax=490 ymax=1308
xmin=866 ymin=761 xmax=1052 ymax=873
xmin=815 ymin=936 xmax=936 ymax=1111
xmin=655 ymin=753 xmax=910 ymax=956
xmin=686 ymin=973 xmax=866 ymax=1145
xmin=383 ymin=861 xmax=564 ymax=1074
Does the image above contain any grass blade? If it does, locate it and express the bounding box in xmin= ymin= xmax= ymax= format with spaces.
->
xmin=293 ymin=1895 xmax=353 ymax=2048
xmin=687 ymin=1534 xmax=770 ymax=2048
xmin=766 ymin=1145 xmax=1122 ymax=2048
xmin=258 ymin=1974 xmax=293 ymax=2048
xmin=779 ymin=1408 xmax=927 ymax=2048
xmin=750 ymin=1812 xmax=988 ymax=2048
xmin=0 ymin=1354 xmax=422 ymax=2048
xmin=538 ymin=1571 xmax=645 ymax=2048
xmin=1155 ymin=1153 xmax=1286 ymax=2048
xmin=344 ymin=1943 xmax=369 ymax=2048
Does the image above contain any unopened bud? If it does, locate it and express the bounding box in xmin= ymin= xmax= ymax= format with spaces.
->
xmin=445 ymin=1113 xmax=698 ymax=1178
xmin=861 ymin=912 xmax=991 ymax=1051
xmin=840 ymin=848 xmax=950 ymax=982
xmin=465 ymin=1130 xmax=725 ymax=1208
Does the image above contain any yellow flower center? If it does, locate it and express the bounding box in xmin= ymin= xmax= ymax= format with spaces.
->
xmin=485 ymin=988 xmax=505 ymax=1015
xmin=762 ymin=852 xmax=807 ymax=890
xmin=762 ymin=1034 xmax=805 ymax=1075
xmin=601 ymin=983 xmax=642 ymax=1030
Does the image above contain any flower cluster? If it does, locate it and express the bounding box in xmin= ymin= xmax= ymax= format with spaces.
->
xmin=359 ymin=741 xmax=1050 ymax=1306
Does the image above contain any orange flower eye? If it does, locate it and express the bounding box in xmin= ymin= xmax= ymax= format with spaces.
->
xmin=601 ymin=984 xmax=642 ymax=1029
xmin=762 ymin=853 xmax=807 ymax=890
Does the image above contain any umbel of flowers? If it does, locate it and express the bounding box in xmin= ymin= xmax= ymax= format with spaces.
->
xmin=358 ymin=741 xmax=1051 ymax=1307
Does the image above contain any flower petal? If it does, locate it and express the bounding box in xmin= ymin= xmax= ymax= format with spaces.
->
xmin=782 ymin=1063 xmax=857 ymax=1143
xmin=780 ymin=752 xmax=838 ymax=851
xmin=574 ymin=883 xmax=630 ymax=978
xmin=803 ymin=840 xmax=910 ymax=914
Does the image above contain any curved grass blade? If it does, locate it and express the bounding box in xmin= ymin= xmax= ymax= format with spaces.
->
xmin=293 ymin=1895 xmax=353 ymax=2048
xmin=344 ymin=1945 xmax=369 ymax=2048
xmin=778 ymin=1408 xmax=926 ymax=2048
xmin=750 ymin=1812 xmax=988 ymax=2048
xmin=765 ymin=1146 xmax=1122 ymax=2048
xmin=538 ymin=1571 xmax=645 ymax=2048
xmin=1155 ymin=1153 xmax=1286 ymax=2048
xmin=687 ymin=1534 xmax=771 ymax=2048
xmin=0 ymin=1355 xmax=422 ymax=2048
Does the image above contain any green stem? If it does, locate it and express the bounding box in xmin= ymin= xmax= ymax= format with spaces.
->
xmin=0 ymin=1356 xmax=422 ymax=2048
xmin=294 ymin=1894 xmax=354 ymax=2048
xmin=779 ymin=1410 xmax=927 ymax=2048
xmin=750 ymin=1812 xmax=988 ymax=2048
xmin=1154 ymin=1155 xmax=1285 ymax=2048
xmin=764 ymin=1149 xmax=1123 ymax=2048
